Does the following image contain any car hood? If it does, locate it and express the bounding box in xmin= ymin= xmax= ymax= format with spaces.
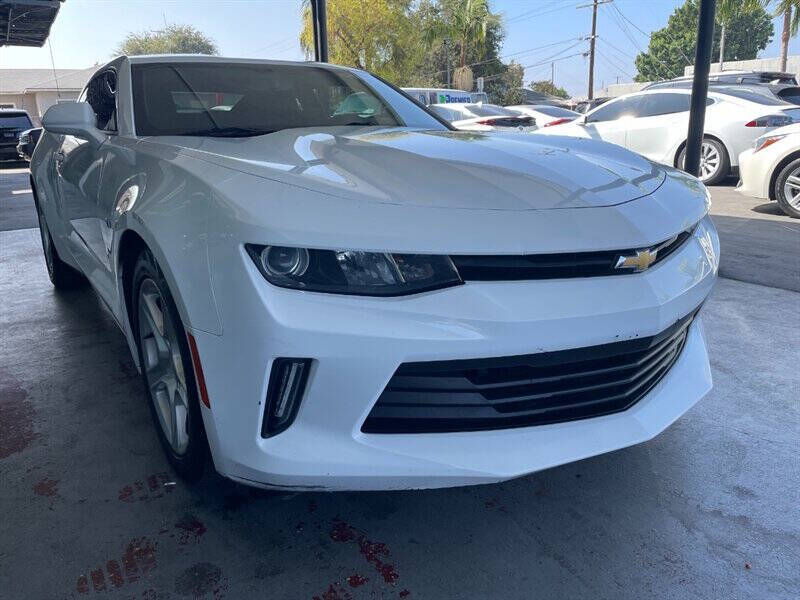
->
xmin=148 ymin=127 xmax=666 ymax=211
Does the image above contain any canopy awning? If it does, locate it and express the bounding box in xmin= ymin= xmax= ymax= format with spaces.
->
xmin=0 ymin=0 xmax=64 ymax=47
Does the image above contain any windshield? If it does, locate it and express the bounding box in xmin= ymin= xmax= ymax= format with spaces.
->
xmin=0 ymin=114 xmax=32 ymax=129
xmin=131 ymin=63 xmax=447 ymax=137
xmin=463 ymin=104 xmax=517 ymax=117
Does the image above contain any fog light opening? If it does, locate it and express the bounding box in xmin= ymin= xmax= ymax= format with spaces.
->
xmin=261 ymin=358 xmax=312 ymax=437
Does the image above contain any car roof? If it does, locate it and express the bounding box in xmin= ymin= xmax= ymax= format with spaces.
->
xmin=115 ymin=54 xmax=358 ymax=73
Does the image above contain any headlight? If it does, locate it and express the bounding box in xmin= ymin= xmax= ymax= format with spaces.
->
xmin=753 ymin=133 xmax=787 ymax=153
xmin=245 ymin=245 xmax=462 ymax=296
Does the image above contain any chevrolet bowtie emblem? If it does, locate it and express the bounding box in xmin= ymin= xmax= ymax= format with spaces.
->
xmin=615 ymin=248 xmax=658 ymax=272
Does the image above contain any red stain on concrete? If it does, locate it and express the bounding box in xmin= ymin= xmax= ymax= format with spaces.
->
xmin=174 ymin=515 xmax=207 ymax=545
xmin=346 ymin=574 xmax=369 ymax=588
xmin=106 ymin=559 xmax=124 ymax=588
xmin=89 ymin=568 xmax=105 ymax=591
xmin=33 ymin=477 xmax=59 ymax=497
xmin=328 ymin=520 xmax=402 ymax=586
xmin=0 ymin=371 xmax=36 ymax=459
xmin=308 ymin=499 xmax=318 ymax=513
xmin=313 ymin=583 xmax=352 ymax=600
xmin=399 ymin=590 xmax=411 ymax=598
xmin=76 ymin=575 xmax=89 ymax=594
xmin=118 ymin=473 xmax=173 ymax=502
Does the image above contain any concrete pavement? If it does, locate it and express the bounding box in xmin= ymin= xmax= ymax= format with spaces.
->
xmin=1 ymin=168 xmax=798 ymax=599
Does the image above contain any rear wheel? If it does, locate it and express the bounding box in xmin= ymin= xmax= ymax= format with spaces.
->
xmin=133 ymin=249 xmax=208 ymax=480
xmin=678 ymin=138 xmax=729 ymax=186
xmin=774 ymin=158 xmax=800 ymax=218
xmin=34 ymin=203 xmax=86 ymax=289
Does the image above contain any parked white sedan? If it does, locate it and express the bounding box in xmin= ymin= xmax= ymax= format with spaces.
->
xmin=31 ymin=55 xmax=718 ymax=491
xmin=538 ymin=88 xmax=799 ymax=185
xmin=507 ymin=104 xmax=580 ymax=127
xmin=428 ymin=102 xmax=536 ymax=132
xmin=737 ymin=122 xmax=800 ymax=217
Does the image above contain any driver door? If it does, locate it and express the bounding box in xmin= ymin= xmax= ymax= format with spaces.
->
xmin=54 ymin=69 xmax=118 ymax=303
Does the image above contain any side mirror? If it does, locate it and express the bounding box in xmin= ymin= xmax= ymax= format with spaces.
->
xmin=42 ymin=102 xmax=104 ymax=146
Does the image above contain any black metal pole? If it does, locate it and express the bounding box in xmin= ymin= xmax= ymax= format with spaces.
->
xmin=310 ymin=0 xmax=328 ymax=63
xmin=684 ymin=0 xmax=716 ymax=178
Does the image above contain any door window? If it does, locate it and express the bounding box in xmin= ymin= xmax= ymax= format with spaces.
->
xmin=585 ymin=97 xmax=644 ymax=123
xmin=638 ymin=93 xmax=691 ymax=117
xmin=85 ymin=69 xmax=118 ymax=131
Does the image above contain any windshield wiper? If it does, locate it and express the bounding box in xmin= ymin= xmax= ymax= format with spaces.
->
xmin=181 ymin=127 xmax=275 ymax=138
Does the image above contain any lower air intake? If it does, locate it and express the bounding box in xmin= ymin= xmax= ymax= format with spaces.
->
xmin=362 ymin=312 xmax=695 ymax=434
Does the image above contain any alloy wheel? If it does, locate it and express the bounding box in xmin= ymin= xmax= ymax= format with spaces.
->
xmin=782 ymin=167 xmax=800 ymax=209
xmin=137 ymin=278 xmax=190 ymax=455
xmin=698 ymin=142 xmax=720 ymax=181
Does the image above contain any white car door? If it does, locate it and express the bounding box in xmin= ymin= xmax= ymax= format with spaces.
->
xmin=624 ymin=93 xmax=694 ymax=164
xmin=580 ymin=96 xmax=644 ymax=148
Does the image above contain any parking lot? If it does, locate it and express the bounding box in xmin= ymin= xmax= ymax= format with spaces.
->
xmin=1 ymin=164 xmax=798 ymax=599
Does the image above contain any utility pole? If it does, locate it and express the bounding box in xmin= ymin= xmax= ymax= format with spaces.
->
xmin=578 ymin=0 xmax=612 ymax=100
xmin=588 ymin=0 xmax=598 ymax=99
xmin=684 ymin=0 xmax=716 ymax=178
xmin=310 ymin=0 xmax=328 ymax=63
xmin=551 ymin=61 xmax=554 ymax=84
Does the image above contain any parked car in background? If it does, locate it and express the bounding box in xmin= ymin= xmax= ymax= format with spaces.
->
xmin=32 ymin=55 xmax=718 ymax=491
xmin=645 ymin=70 xmax=800 ymax=105
xmin=1 ymin=109 xmax=33 ymax=161
xmin=514 ymin=88 xmax=571 ymax=108
xmin=402 ymin=87 xmax=487 ymax=106
xmin=507 ymin=105 xmax=580 ymax=127
xmin=538 ymin=88 xmax=800 ymax=185
xmin=429 ymin=103 xmax=536 ymax=132
xmin=573 ymin=97 xmax=612 ymax=114
xmin=16 ymin=127 xmax=42 ymax=162
xmin=737 ymin=122 xmax=800 ymax=218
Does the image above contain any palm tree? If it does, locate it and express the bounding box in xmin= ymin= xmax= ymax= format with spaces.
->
xmin=716 ymin=0 xmax=762 ymax=71
xmin=424 ymin=0 xmax=500 ymax=88
xmin=770 ymin=0 xmax=800 ymax=71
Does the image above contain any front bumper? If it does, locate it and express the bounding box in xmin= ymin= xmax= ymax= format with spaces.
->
xmin=736 ymin=148 xmax=771 ymax=200
xmin=194 ymin=217 xmax=719 ymax=491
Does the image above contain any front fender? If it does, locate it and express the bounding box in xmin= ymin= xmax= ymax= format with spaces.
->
xmin=109 ymin=148 xmax=225 ymax=339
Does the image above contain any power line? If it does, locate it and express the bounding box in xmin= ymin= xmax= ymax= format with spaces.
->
xmin=420 ymin=36 xmax=583 ymax=80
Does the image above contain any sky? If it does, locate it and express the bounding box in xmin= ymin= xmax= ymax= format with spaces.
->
xmin=1 ymin=0 xmax=799 ymax=97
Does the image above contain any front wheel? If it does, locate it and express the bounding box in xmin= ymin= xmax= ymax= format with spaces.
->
xmin=35 ymin=203 xmax=86 ymax=289
xmin=773 ymin=158 xmax=800 ymax=218
xmin=678 ymin=138 xmax=730 ymax=186
xmin=133 ymin=249 xmax=208 ymax=480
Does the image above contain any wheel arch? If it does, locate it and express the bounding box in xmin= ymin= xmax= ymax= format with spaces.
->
xmin=767 ymin=150 xmax=800 ymax=200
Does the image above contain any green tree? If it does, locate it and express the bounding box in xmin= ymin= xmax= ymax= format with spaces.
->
xmin=425 ymin=0 xmax=501 ymax=68
xmin=116 ymin=24 xmax=218 ymax=56
xmin=529 ymin=80 xmax=569 ymax=99
xmin=716 ymin=0 xmax=763 ymax=70
xmin=300 ymin=0 xmax=424 ymax=82
xmin=634 ymin=0 xmax=772 ymax=82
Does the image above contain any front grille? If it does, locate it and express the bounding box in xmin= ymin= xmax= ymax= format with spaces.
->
xmin=362 ymin=311 xmax=696 ymax=434
xmin=451 ymin=229 xmax=692 ymax=281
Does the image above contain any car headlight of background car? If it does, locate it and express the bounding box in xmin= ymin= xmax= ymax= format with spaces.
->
xmin=245 ymin=245 xmax=463 ymax=296
xmin=752 ymin=133 xmax=788 ymax=153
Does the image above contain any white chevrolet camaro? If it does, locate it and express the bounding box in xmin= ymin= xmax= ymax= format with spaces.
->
xmin=31 ymin=55 xmax=719 ymax=491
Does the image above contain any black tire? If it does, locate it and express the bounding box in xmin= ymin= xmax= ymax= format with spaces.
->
xmin=34 ymin=202 xmax=86 ymax=289
xmin=774 ymin=158 xmax=800 ymax=218
xmin=678 ymin=138 xmax=730 ymax=186
xmin=132 ymin=249 xmax=208 ymax=481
